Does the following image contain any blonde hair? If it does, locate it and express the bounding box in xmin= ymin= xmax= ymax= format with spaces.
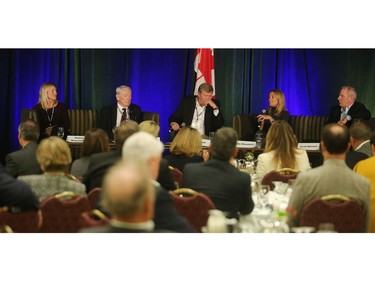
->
xmin=170 ymin=127 xmax=202 ymax=157
xmin=36 ymin=136 xmax=72 ymax=172
xmin=268 ymin=89 xmax=286 ymax=116
xmin=38 ymin=82 xmax=58 ymax=109
xmin=139 ymin=120 xmax=160 ymax=138
xmin=265 ymin=120 xmax=298 ymax=168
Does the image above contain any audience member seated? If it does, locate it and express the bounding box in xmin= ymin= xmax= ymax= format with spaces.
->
xmin=82 ymin=120 xmax=140 ymax=192
xmin=183 ymin=127 xmax=254 ymax=220
xmin=18 ymin=137 xmax=85 ymax=202
xmin=139 ymin=120 xmax=160 ymax=138
xmin=5 ymin=119 xmax=41 ymax=178
xmin=0 ymin=163 xmax=39 ymax=212
xmin=256 ymin=120 xmax=311 ymax=181
xmin=122 ymin=132 xmax=195 ymax=232
xmin=164 ymin=127 xmax=209 ymax=172
xmin=70 ymin=128 xmax=110 ymax=181
xmin=326 ymin=85 xmax=371 ymax=127
xmin=287 ymin=123 xmax=371 ymax=231
xmin=354 ymin=131 xmax=375 ymax=232
xmin=33 ymin=82 xmax=70 ymax=142
xmin=99 ymin=85 xmax=143 ymax=140
xmin=81 ymin=162 xmax=164 ymax=233
xmin=349 ymin=121 xmax=373 ymax=157
xmin=257 ymin=89 xmax=290 ymax=135
xmin=169 ymin=83 xmax=224 ymax=139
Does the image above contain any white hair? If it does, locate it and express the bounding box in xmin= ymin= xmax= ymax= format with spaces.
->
xmin=122 ymin=131 xmax=164 ymax=164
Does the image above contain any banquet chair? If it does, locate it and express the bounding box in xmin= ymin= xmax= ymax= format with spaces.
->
xmin=87 ymin=187 xmax=101 ymax=209
xmin=79 ymin=209 xmax=109 ymax=230
xmin=299 ymin=194 xmax=365 ymax=233
xmin=0 ymin=207 xmax=42 ymax=233
xmin=169 ymin=166 xmax=183 ymax=189
xmin=261 ymin=168 xmax=299 ymax=190
xmin=169 ymin=188 xmax=216 ymax=232
xmin=40 ymin=191 xmax=91 ymax=233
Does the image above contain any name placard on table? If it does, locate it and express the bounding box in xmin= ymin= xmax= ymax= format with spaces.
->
xmin=297 ymin=143 xmax=320 ymax=151
xmin=66 ymin=135 xmax=85 ymax=143
xmin=201 ymin=139 xmax=256 ymax=149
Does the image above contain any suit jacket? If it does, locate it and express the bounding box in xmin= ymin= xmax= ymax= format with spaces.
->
xmin=5 ymin=142 xmax=41 ymax=178
xmin=287 ymin=159 xmax=371 ymax=232
xmin=163 ymin=153 xmax=204 ymax=172
xmin=169 ymin=96 xmax=224 ymax=136
xmin=353 ymin=156 xmax=375 ymax=232
xmin=326 ymin=101 xmax=371 ymax=127
xmin=99 ymin=103 xmax=143 ymax=140
xmin=355 ymin=141 xmax=373 ymax=157
xmin=0 ymin=164 xmax=40 ymax=211
xmin=182 ymin=158 xmax=254 ymax=219
xmin=345 ymin=150 xmax=368 ymax=169
xmin=82 ymin=151 xmax=176 ymax=192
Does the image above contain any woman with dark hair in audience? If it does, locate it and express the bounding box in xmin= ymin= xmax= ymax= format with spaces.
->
xmin=70 ymin=128 xmax=110 ymax=181
xmin=18 ymin=137 xmax=86 ymax=201
xmin=164 ymin=127 xmax=209 ymax=172
xmin=256 ymin=120 xmax=311 ymax=181
xmin=33 ymin=82 xmax=70 ymax=142
xmin=257 ymin=89 xmax=290 ymax=134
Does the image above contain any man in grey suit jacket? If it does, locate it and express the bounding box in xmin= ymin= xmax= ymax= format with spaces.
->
xmin=5 ymin=120 xmax=41 ymax=178
xmin=183 ymin=127 xmax=254 ymax=220
xmin=349 ymin=121 xmax=373 ymax=157
xmin=287 ymin=123 xmax=371 ymax=232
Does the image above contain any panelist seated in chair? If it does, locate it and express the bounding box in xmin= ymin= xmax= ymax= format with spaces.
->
xmin=99 ymin=85 xmax=143 ymax=141
xmin=256 ymin=120 xmax=311 ymax=182
xmin=287 ymin=123 xmax=371 ymax=232
xmin=168 ymin=83 xmax=224 ymax=140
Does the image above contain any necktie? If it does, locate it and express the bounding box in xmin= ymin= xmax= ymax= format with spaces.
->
xmin=121 ymin=108 xmax=129 ymax=121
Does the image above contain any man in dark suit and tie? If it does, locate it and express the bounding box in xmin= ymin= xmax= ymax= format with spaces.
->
xmin=99 ymin=85 xmax=143 ymax=140
xmin=169 ymin=83 xmax=224 ymax=139
xmin=183 ymin=127 xmax=254 ymax=220
xmin=5 ymin=120 xmax=41 ymax=178
xmin=326 ymin=86 xmax=371 ymax=127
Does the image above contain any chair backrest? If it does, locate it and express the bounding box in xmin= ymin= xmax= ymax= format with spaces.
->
xmin=169 ymin=166 xmax=183 ymax=189
xmin=79 ymin=209 xmax=109 ymax=230
xmin=232 ymin=114 xmax=257 ymax=141
xmin=299 ymin=195 xmax=365 ymax=233
xmin=87 ymin=187 xmax=102 ymax=209
xmin=40 ymin=192 xmax=91 ymax=233
xmin=0 ymin=207 xmax=41 ymax=233
xmin=68 ymin=109 xmax=99 ymax=135
xmin=143 ymin=112 xmax=160 ymax=125
xmin=21 ymin=108 xmax=38 ymax=123
xmin=261 ymin=169 xmax=299 ymax=190
xmin=169 ymin=188 xmax=216 ymax=232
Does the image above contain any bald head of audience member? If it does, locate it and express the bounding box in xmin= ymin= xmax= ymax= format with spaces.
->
xmin=114 ymin=120 xmax=140 ymax=149
xmin=321 ymin=123 xmax=350 ymax=159
xmin=210 ymin=127 xmax=238 ymax=162
xmin=100 ymin=162 xmax=155 ymax=223
xmin=122 ymin=131 xmax=164 ymax=180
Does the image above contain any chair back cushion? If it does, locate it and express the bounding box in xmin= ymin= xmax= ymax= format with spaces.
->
xmin=289 ymin=115 xmax=328 ymax=142
xmin=143 ymin=112 xmax=160 ymax=125
xmin=68 ymin=109 xmax=99 ymax=135
xmin=40 ymin=195 xmax=90 ymax=233
xmin=169 ymin=191 xmax=215 ymax=232
xmin=169 ymin=167 xmax=183 ymax=189
xmin=299 ymin=197 xmax=364 ymax=232
xmin=0 ymin=209 xmax=40 ymax=233
xmin=232 ymin=114 xmax=257 ymax=141
xmin=87 ymin=187 xmax=101 ymax=209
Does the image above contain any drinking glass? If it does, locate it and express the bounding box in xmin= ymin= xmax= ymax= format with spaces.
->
xmin=258 ymin=185 xmax=270 ymax=209
xmin=57 ymin=127 xmax=64 ymax=138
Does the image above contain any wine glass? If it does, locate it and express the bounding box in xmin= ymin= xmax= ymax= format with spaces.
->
xmin=57 ymin=127 xmax=64 ymax=139
xmin=258 ymin=185 xmax=270 ymax=209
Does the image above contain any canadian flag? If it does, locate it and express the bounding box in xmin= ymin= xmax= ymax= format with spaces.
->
xmin=193 ymin=48 xmax=215 ymax=97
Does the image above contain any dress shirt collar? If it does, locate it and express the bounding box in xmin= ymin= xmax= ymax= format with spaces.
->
xmin=355 ymin=140 xmax=370 ymax=151
xmin=110 ymin=218 xmax=155 ymax=231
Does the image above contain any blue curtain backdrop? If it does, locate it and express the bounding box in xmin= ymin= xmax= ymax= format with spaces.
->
xmin=1 ymin=48 xmax=375 ymax=164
